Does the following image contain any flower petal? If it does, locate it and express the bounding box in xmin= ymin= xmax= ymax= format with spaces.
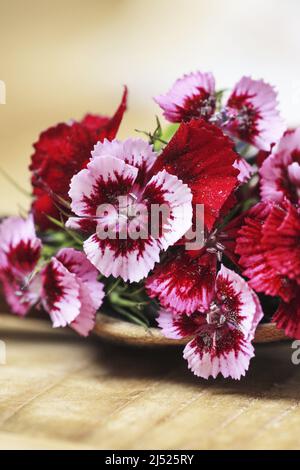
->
xmin=157 ymin=309 xmax=206 ymax=339
xmin=216 ymin=265 xmax=262 ymax=339
xmin=0 ymin=216 xmax=42 ymax=316
xmin=67 ymin=155 xmax=139 ymax=227
xmin=236 ymin=202 xmax=297 ymax=302
xmin=0 ymin=215 xmax=41 ymax=275
xmin=262 ymin=201 xmax=300 ymax=285
xmin=260 ymin=128 xmax=300 ymax=205
xmin=183 ymin=335 xmax=254 ymax=380
xmin=84 ymin=234 xmax=160 ymax=283
xmin=70 ymin=280 xmax=99 ymax=337
xmin=146 ymin=248 xmax=216 ymax=314
xmin=273 ymin=290 xmax=300 ymax=339
xmin=56 ymin=248 xmax=105 ymax=311
xmin=41 ymin=258 xmax=81 ymax=328
xmin=143 ymin=169 xmax=193 ymax=250
xmin=92 ymin=137 xmax=157 ymax=179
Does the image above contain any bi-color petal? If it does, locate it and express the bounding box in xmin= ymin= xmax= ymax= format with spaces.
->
xmin=154 ymin=71 xmax=216 ymax=122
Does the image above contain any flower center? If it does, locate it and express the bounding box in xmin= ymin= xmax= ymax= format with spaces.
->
xmin=119 ymin=193 xmax=141 ymax=222
xmin=206 ymin=302 xmax=226 ymax=328
xmin=183 ymin=90 xmax=216 ymax=120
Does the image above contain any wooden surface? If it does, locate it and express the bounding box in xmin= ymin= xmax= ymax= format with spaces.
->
xmin=94 ymin=313 xmax=288 ymax=346
xmin=0 ymin=312 xmax=300 ymax=450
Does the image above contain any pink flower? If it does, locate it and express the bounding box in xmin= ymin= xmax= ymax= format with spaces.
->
xmin=0 ymin=216 xmax=104 ymax=336
xmin=41 ymin=248 xmax=105 ymax=336
xmin=0 ymin=216 xmax=42 ymax=315
xmin=225 ymin=77 xmax=285 ymax=151
xmin=157 ymin=265 xmax=263 ymax=379
xmin=154 ymin=71 xmax=216 ymax=122
xmin=67 ymin=138 xmax=193 ymax=283
xmin=260 ymin=128 xmax=300 ymax=204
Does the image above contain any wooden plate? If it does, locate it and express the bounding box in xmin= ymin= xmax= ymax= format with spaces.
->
xmin=94 ymin=313 xmax=288 ymax=347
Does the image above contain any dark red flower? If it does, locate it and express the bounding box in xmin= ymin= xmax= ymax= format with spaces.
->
xmin=236 ymin=201 xmax=298 ymax=302
xmin=30 ymin=88 xmax=128 ymax=230
xmin=236 ymin=200 xmax=300 ymax=339
xmin=151 ymin=118 xmax=239 ymax=230
xmin=273 ymin=288 xmax=300 ymax=339
xmin=262 ymin=201 xmax=300 ymax=285
xmin=146 ymin=247 xmax=217 ymax=314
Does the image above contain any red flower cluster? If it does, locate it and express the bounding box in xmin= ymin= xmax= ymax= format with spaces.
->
xmin=2 ymin=69 xmax=299 ymax=380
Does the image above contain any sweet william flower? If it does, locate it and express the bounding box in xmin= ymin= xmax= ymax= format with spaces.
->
xmin=0 ymin=216 xmax=104 ymax=336
xmin=0 ymin=215 xmax=42 ymax=315
xmin=235 ymin=201 xmax=298 ymax=302
xmin=224 ymin=77 xmax=285 ymax=151
xmin=158 ymin=265 xmax=263 ymax=380
xmin=67 ymin=138 xmax=193 ymax=283
xmin=235 ymin=201 xmax=300 ymax=339
xmin=154 ymin=71 xmax=216 ymax=122
xmin=260 ymin=128 xmax=300 ymax=205
xmin=261 ymin=201 xmax=300 ymax=286
xmin=30 ymin=88 xmax=127 ymax=230
xmin=41 ymin=248 xmax=105 ymax=336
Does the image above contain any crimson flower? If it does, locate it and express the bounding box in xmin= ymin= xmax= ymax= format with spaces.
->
xmin=236 ymin=200 xmax=300 ymax=339
xmin=151 ymin=118 xmax=239 ymax=230
xmin=30 ymin=88 xmax=127 ymax=230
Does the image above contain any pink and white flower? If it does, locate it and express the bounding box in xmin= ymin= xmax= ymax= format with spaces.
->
xmin=154 ymin=71 xmax=216 ymax=123
xmin=67 ymin=138 xmax=193 ymax=283
xmin=158 ymin=265 xmax=263 ymax=380
xmin=260 ymin=128 xmax=300 ymax=204
xmin=0 ymin=216 xmax=104 ymax=336
xmin=224 ymin=77 xmax=285 ymax=151
xmin=41 ymin=248 xmax=105 ymax=336
xmin=0 ymin=215 xmax=42 ymax=315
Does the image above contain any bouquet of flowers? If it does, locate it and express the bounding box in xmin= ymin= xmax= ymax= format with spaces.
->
xmin=1 ymin=71 xmax=299 ymax=380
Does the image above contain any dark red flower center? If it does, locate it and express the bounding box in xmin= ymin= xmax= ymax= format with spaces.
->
xmin=181 ymin=89 xmax=216 ymax=121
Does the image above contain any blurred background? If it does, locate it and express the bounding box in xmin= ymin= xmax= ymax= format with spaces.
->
xmin=1 ymin=0 xmax=300 ymax=215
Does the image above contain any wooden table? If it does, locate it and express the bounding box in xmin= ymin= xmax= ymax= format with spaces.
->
xmin=0 ymin=312 xmax=299 ymax=450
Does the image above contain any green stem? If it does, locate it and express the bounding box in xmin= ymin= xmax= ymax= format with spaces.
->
xmin=113 ymin=305 xmax=149 ymax=329
xmin=106 ymin=278 xmax=121 ymax=296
